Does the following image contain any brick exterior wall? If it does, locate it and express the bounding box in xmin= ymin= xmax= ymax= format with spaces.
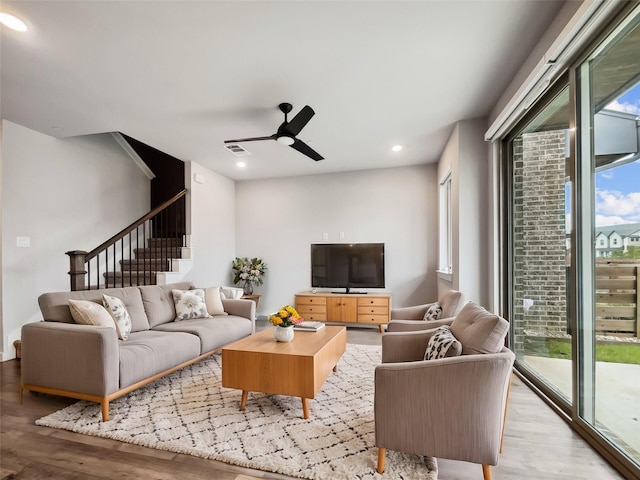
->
xmin=512 ymin=130 xmax=568 ymax=353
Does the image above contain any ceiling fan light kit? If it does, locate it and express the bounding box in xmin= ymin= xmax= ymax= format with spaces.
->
xmin=224 ymin=102 xmax=324 ymax=161
xmin=277 ymin=135 xmax=295 ymax=146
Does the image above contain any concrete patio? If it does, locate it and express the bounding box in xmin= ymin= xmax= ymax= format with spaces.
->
xmin=525 ymin=355 xmax=640 ymax=462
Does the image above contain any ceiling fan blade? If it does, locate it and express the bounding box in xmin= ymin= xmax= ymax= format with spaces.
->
xmin=290 ymin=139 xmax=324 ymax=161
xmin=282 ymin=105 xmax=315 ymax=136
xmin=224 ymin=135 xmax=276 ymax=144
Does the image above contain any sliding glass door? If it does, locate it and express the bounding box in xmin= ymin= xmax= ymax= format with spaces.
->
xmin=575 ymin=9 xmax=640 ymax=464
xmin=507 ymin=86 xmax=573 ymax=405
xmin=504 ymin=4 xmax=640 ymax=474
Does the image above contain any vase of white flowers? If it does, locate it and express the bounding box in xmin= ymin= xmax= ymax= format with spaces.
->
xmin=231 ymin=257 xmax=267 ymax=295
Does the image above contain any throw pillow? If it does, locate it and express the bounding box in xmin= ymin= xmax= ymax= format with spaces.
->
xmin=172 ymin=289 xmax=211 ymax=321
xmin=221 ymin=286 xmax=244 ymax=300
xmin=450 ymin=302 xmax=509 ymax=355
xmin=68 ymin=299 xmax=116 ymax=329
xmin=102 ymin=295 xmax=133 ymax=340
xmin=423 ymin=303 xmax=443 ymax=321
xmin=204 ymin=286 xmax=226 ymax=316
xmin=424 ymin=325 xmax=462 ymax=360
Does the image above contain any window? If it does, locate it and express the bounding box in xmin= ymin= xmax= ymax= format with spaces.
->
xmin=438 ymin=171 xmax=452 ymax=274
xmin=613 ymin=238 xmax=618 ymax=245
xmin=599 ymin=239 xmax=605 ymax=246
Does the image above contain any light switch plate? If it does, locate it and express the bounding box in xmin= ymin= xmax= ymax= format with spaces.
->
xmin=16 ymin=236 xmax=31 ymax=247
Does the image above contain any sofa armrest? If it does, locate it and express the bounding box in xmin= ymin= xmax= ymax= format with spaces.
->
xmin=21 ymin=321 xmax=120 ymax=396
xmin=374 ymin=348 xmax=515 ymax=465
xmin=386 ymin=317 xmax=454 ymax=333
xmin=222 ymin=298 xmax=255 ymax=319
xmin=390 ymin=303 xmax=434 ymax=321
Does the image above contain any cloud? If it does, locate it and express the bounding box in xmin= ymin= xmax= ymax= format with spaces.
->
xmin=596 ymin=189 xmax=640 ymax=214
xmin=595 ymin=214 xmax=628 ymax=227
xmin=600 ymin=172 xmax=614 ymax=179
xmin=595 ymin=189 xmax=640 ymax=225
xmin=605 ymin=99 xmax=640 ymax=115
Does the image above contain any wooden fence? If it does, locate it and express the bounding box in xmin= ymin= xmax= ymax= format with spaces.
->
xmin=595 ymin=260 xmax=639 ymax=337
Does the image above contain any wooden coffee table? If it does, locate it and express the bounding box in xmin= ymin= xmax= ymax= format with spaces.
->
xmin=221 ymin=325 xmax=347 ymax=419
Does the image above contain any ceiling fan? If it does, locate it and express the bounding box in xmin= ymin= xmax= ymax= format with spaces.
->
xmin=224 ymin=103 xmax=324 ymax=161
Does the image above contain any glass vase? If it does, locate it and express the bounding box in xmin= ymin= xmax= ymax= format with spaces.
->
xmin=243 ymin=282 xmax=254 ymax=296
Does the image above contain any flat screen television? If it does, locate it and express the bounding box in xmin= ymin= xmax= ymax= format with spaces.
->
xmin=311 ymin=243 xmax=385 ymax=294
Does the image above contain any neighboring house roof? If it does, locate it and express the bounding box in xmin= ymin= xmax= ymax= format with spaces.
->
xmin=596 ymin=223 xmax=640 ymax=240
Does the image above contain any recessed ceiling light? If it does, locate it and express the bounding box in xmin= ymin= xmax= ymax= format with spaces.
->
xmin=392 ymin=145 xmax=402 ymax=152
xmin=236 ymin=161 xmax=247 ymax=168
xmin=0 ymin=13 xmax=27 ymax=32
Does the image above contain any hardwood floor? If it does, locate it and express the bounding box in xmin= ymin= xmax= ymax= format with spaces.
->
xmin=1 ymin=325 xmax=625 ymax=480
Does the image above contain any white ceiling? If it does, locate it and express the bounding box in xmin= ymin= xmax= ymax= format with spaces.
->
xmin=1 ymin=1 xmax=565 ymax=181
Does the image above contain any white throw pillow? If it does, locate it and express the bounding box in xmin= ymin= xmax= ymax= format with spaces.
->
xmin=424 ymin=325 xmax=462 ymax=360
xmin=423 ymin=303 xmax=443 ymax=321
xmin=102 ymin=294 xmax=133 ymax=340
xmin=172 ymin=289 xmax=211 ymax=321
xmin=68 ymin=299 xmax=116 ymax=329
xmin=220 ymin=286 xmax=244 ymax=300
xmin=204 ymin=286 xmax=226 ymax=316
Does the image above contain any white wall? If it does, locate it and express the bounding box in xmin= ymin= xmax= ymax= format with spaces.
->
xmin=184 ymin=161 xmax=236 ymax=286
xmin=437 ymin=119 xmax=490 ymax=307
xmin=235 ymin=165 xmax=438 ymax=317
xmin=1 ymin=121 xmax=150 ymax=360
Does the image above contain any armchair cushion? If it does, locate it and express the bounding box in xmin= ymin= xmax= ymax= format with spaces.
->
xmin=439 ymin=290 xmax=464 ymax=317
xmin=450 ymin=302 xmax=508 ymax=355
xmin=424 ymin=325 xmax=462 ymax=360
xmin=422 ymin=303 xmax=442 ymax=321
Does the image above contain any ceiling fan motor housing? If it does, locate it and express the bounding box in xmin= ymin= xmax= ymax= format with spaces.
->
xmin=224 ymin=102 xmax=324 ymax=161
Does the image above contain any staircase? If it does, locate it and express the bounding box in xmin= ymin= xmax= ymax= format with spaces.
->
xmin=67 ymin=189 xmax=190 ymax=291
xmin=104 ymin=237 xmax=189 ymax=287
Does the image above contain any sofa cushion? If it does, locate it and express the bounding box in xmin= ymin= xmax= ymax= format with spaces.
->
xmin=68 ymin=299 xmax=115 ymax=328
xmin=450 ymin=302 xmax=509 ymax=354
xmin=102 ymin=294 xmax=133 ymax=340
xmin=138 ymin=282 xmax=194 ymax=327
xmin=152 ymin=316 xmax=252 ymax=353
xmin=118 ymin=330 xmax=201 ymax=388
xmin=424 ymin=325 xmax=462 ymax=360
xmin=38 ymin=287 xmax=150 ymax=332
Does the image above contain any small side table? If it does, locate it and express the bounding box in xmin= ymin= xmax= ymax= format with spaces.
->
xmin=241 ymin=294 xmax=260 ymax=310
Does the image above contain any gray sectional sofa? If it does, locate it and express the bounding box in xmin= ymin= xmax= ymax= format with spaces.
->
xmin=20 ymin=282 xmax=255 ymax=421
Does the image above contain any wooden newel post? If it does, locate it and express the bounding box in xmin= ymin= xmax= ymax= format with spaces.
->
xmin=66 ymin=250 xmax=88 ymax=291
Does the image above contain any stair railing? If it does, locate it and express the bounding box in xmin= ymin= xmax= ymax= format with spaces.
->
xmin=66 ymin=189 xmax=187 ymax=291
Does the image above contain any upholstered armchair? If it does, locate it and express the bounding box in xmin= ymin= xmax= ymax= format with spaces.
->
xmin=375 ymin=302 xmax=514 ymax=480
xmin=387 ymin=289 xmax=465 ymax=332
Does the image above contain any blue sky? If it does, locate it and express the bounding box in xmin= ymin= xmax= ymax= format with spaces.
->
xmin=595 ymin=83 xmax=640 ymax=227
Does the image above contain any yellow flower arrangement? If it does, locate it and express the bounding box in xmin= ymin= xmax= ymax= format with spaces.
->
xmin=269 ymin=305 xmax=304 ymax=328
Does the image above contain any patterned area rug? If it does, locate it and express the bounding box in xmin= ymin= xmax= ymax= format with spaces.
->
xmin=36 ymin=343 xmax=437 ymax=479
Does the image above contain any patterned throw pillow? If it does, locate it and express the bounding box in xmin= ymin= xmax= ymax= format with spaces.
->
xmin=424 ymin=325 xmax=462 ymax=360
xmin=102 ymin=294 xmax=133 ymax=340
xmin=423 ymin=303 xmax=443 ymax=321
xmin=172 ymin=289 xmax=211 ymax=321
xmin=68 ymin=299 xmax=116 ymax=329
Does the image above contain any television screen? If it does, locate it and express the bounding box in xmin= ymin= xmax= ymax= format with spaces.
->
xmin=311 ymin=243 xmax=385 ymax=293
